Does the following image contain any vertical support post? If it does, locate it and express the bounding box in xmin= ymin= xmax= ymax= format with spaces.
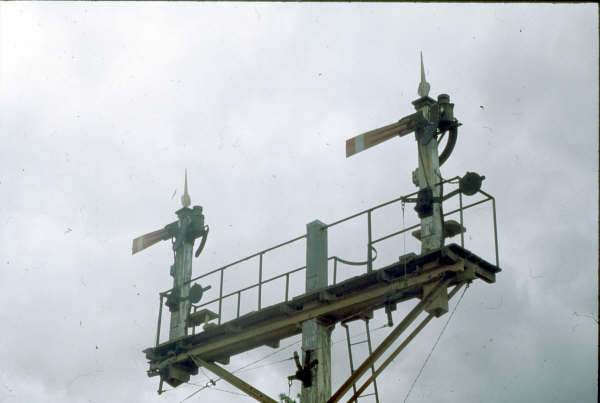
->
xmin=333 ymin=258 xmax=338 ymax=285
xmin=302 ymin=220 xmax=331 ymax=403
xmin=413 ymin=97 xmax=444 ymax=255
xmin=258 ymin=253 xmax=263 ymax=310
xmin=342 ymin=323 xmax=357 ymax=397
xmin=192 ymin=305 xmax=197 ymax=336
xmin=367 ymin=211 xmax=373 ymax=272
xmin=169 ymin=210 xmax=194 ymax=340
xmin=459 ymin=191 xmax=465 ymax=248
xmin=156 ymin=294 xmax=164 ymax=347
xmin=218 ymin=269 xmax=224 ymax=325
xmin=491 ymin=197 xmax=499 ymax=267
xmin=412 ymin=56 xmax=444 ymax=255
xmin=364 ymin=320 xmax=380 ymax=403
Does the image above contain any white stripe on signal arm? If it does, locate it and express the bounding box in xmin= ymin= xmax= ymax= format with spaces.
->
xmin=345 ymin=112 xmax=424 ymax=158
xmin=355 ymin=134 xmax=365 ymax=154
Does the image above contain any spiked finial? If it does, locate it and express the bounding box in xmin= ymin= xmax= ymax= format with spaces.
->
xmin=417 ymin=52 xmax=431 ymax=98
xmin=181 ymin=169 xmax=191 ymax=208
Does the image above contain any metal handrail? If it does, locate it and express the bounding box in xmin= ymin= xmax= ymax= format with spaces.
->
xmin=162 ymin=176 xmax=462 ymax=296
xmin=190 ymin=251 xmax=379 ymax=327
xmin=194 ymin=264 xmax=306 ymax=310
xmin=323 ymin=176 xmax=461 ymax=230
xmin=180 ymin=233 xmax=307 ymax=289
xmin=154 ymin=178 xmax=499 ymax=345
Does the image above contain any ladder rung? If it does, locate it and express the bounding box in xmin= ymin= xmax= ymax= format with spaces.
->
xmin=350 ymin=340 xmax=368 ymax=346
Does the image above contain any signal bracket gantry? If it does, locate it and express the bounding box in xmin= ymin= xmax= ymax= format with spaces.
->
xmin=135 ymin=54 xmax=501 ymax=403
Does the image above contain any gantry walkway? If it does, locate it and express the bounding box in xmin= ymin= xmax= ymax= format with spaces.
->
xmin=143 ymin=177 xmax=500 ymax=389
xmin=144 ymin=244 xmax=499 ymax=386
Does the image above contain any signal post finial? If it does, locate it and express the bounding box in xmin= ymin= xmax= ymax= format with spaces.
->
xmin=181 ymin=169 xmax=191 ymax=208
xmin=417 ymin=52 xmax=430 ymax=98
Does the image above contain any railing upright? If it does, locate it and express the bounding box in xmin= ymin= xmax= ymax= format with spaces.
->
xmin=218 ymin=268 xmax=224 ymax=325
xmin=155 ymin=294 xmax=163 ymax=347
xmin=333 ymin=257 xmax=338 ymax=285
xmin=492 ymin=197 xmax=499 ymax=267
xmin=367 ymin=211 xmax=373 ymax=273
xmin=459 ymin=191 xmax=465 ymax=248
xmin=192 ymin=305 xmax=197 ymax=336
xmin=258 ymin=253 xmax=263 ymax=310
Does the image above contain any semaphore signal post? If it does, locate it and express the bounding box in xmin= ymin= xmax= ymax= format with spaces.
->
xmin=132 ymin=54 xmax=500 ymax=402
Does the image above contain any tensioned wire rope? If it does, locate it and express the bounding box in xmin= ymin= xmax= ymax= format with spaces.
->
xmin=402 ymin=282 xmax=469 ymax=403
xmin=178 ymin=322 xmax=391 ymax=401
xmin=182 ymin=280 xmax=468 ymax=402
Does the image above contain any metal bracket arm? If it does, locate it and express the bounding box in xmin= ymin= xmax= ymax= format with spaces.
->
xmin=189 ymin=355 xmax=278 ymax=403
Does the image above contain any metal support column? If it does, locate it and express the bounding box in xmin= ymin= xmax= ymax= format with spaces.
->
xmin=302 ymin=220 xmax=332 ymax=403
xmin=168 ymin=171 xmax=197 ymax=340
xmin=169 ymin=233 xmax=194 ymax=339
xmin=413 ymin=54 xmax=444 ymax=255
xmin=156 ymin=294 xmax=164 ymax=347
xmin=414 ymin=109 xmax=444 ymax=254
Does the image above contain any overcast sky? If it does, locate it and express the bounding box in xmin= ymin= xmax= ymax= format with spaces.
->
xmin=0 ymin=3 xmax=598 ymax=403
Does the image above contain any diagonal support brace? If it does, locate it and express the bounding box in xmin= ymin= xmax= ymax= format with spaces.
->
xmin=347 ymin=281 xmax=467 ymax=402
xmin=327 ymin=277 xmax=452 ymax=403
xmin=190 ymin=355 xmax=278 ymax=403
